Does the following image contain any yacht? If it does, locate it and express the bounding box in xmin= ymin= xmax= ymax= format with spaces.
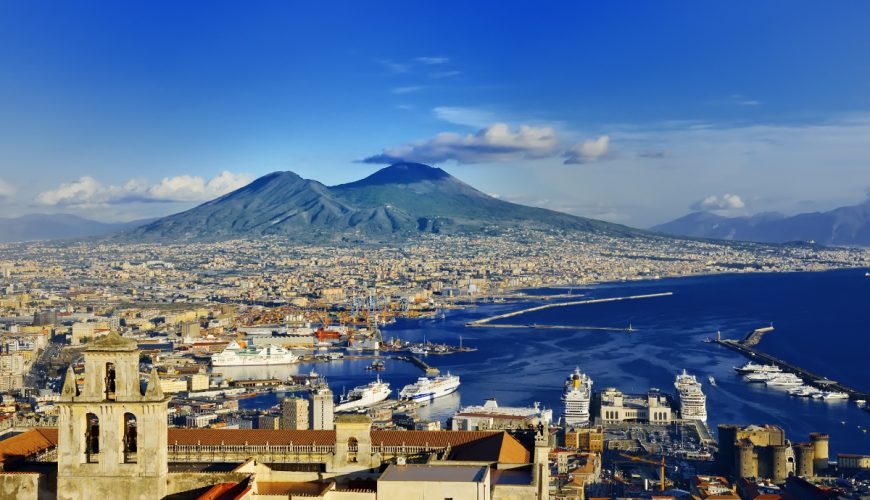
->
xmin=744 ymin=371 xmax=778 ymax=383
xmin=735 ymin=362 xmax=782 ymax=374
xmin=335 ymin=377 xmax=391 ymax=412
xmin=821 ymin=391 xmax=849 ymax=401
xmin=399 ymin=373 xmax=460 ymax=402
xmin=675 ymin=369 xmax=708 ymax=422
xmin=211 ymin=341 xmax=297 ymax=367
xmin=765 ymin=373 xmax=804 ymax=387
xmin=562 ymin=367 xmax=593 ymax=427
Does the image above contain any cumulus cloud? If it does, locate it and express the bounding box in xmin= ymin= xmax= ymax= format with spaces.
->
xmin=36 ymin=171 xmax=252 ymax=207
xmin=691 ymin=193 xmax=746 ymax=212
xmin=0 ymin=178 xmax=16 ymax=199
xmin=564 ymin=136 xmax=610 ymax=164
xmin=362 ymin=123 xmax=559 ymax=165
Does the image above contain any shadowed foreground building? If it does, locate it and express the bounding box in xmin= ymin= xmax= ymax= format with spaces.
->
xmin=0 ymin=332 xmax=551 ymax=499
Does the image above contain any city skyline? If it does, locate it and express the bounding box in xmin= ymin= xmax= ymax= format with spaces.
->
xmin=1 ymin=2 xmax=870 ymax=226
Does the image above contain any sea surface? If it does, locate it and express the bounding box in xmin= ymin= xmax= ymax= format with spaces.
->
xmin=235 ymin=269 xmax=870 ymax=456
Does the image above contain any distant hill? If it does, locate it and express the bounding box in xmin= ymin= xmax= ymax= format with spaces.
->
xmin=123 ymin=162 xmax=643 ymax=242
xmin=652 ymin=200 xmax=870 ymax=246
xmin=0 ymin=214 xmax=149 ymax=243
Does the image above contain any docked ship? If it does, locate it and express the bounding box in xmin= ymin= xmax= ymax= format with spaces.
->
xmin=734 ymin=362 xmax=782 ymax=374
xmin=399 ymin=373 xmax=460 ymax=402
xmin=765 ymin=373 xmax=804 ymax=387
xmin=562 ymin=367 xmax=593 ymax=428
xmin=675 ymin=369 xmax=707 ymax=422
xmin=335 ymin=377 xmax=391 ymax=412
xmin=211 ymin=341 xmax=297 ymax=367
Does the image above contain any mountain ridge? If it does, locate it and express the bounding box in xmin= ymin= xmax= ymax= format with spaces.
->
xmin=123 ymin=162 xmax=643 ymax=242
xmin=652 ymin=199 xmax=870 ymax=246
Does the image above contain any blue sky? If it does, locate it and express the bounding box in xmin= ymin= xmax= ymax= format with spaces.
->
xmin=1 ymin=1 xmax=869 ymax=226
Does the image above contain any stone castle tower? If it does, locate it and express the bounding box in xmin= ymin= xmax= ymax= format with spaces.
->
xmin=56 ymin=332 xmax=170 ymax=500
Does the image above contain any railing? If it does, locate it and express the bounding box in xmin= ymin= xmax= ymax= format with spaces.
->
xmin=164 ymin=443 xmax=448 ymax=462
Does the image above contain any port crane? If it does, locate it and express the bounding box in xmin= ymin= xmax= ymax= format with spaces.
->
xmin=619 ymin=453 xmax=673 ymax=492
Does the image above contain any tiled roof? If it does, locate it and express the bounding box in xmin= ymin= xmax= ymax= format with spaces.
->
xmin=168 ymin=429 xmax=336 ymax=446
xmin=255 ymin=482 xmax=331 ymax=495
xmin=371 ymin=430 xmax=503 ymax=448
xmin=448 ymin=432 xmax=530 ymax=464
xmin=0 ymin=429 xmax=58 ymax=467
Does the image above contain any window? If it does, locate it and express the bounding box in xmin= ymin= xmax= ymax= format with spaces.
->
xmin=105 ymin=363 xmax=116 ymax=400
xmin=85 ymin=413 xmax=100 ymax=463
xmin=123 ymin=412 xmax=137 ymax=463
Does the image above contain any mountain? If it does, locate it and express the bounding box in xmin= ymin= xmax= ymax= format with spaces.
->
xmin=652 ymin=200 xmax=870 ymax=246
xmin=0 ymin=214 xmax=150 ymax=243
xmin=124 ymin=163 xmax=642 ymax=242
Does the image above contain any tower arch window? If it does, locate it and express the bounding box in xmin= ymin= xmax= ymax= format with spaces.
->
xmin=85 ymin=413 xmax=100 ymax=463
xmin=123 ymin=412 xmax=138 ymax=463
xmin=105 ymin=362 xmax=116 ymax=400
xmin=347 ymin=437 xmax=359 ymax=462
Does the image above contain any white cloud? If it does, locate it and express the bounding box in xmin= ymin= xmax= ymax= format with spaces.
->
xmin=564 ymin=136 xmax=610 ymax=164
xmin=432 ymin=106 xmax=499 ymax=128
xmin=691 ymin=193 xmax=746 ymax=212
xmin=731 ymin=94 xmax=761 ymax=107
xmin=416 ymin=56 xmax=449 ymax=65
xmin=391 ymin=86 xmax=427 ymax=94
xmin=0 ymin=178 xmax=16 ymax=199
xmin=36 ymin=171 xmax=253 ymax=207
xmin=362 ymin=123 xmax=559 ymax=165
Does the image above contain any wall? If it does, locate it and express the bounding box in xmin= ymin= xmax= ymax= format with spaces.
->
xmin=0 ymin=472 xmax=40 ymax=500
xmin=166 ymin=472 xmax=251 ymax=496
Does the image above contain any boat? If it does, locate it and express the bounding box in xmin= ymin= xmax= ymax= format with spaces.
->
xmin=744 ymin=371 xmax=777 ymax=383
xmin=734 ymin=362 xmax=782 ymax=374
xmin=399 ymin=373 xmax=460 ymax=402
xmin=409 ymin=346 xmax=429 ymax=355
xmin=675 ymin=369 xmax=707 ymax=422
xmin=765 ymin=374 xmax=804 ymax=387
xmin=211 ymin=341 xmax=297 ymax=367
xmin=365 ymin=360 xmax=385 ymax=371
xmin=707 ymin=376 xmax=716 ymax=386
xmin=335 ymin=376 xmax=391 ymax=412
xmin=821 ymin=391 xmax=849 ymax=401
xmin=562 ymin=367 xmax=593 ymax=427
xmin=787 ymin=385 xmax=821 ymax=397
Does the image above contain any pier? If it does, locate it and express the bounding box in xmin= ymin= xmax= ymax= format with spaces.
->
xmin=468 ymin=323 xmax=634 ymax=331
xmin=395 ymin=355 xmax=440 ymax=376
xmin=466 ymin=292 xmax=673 ymax=327
xmin=716 ymin=338 xmax=870 ymax=401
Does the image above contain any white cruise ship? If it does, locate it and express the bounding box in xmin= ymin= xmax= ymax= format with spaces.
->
xmin=765 ymin=373 xmax=804 ymax=387
xmin=211 ymin=341 xmax=297 ymax=367
xmin=399 ymin=373 xmax=460 ymax=402
xmin=562 ymin=367 xmax=593 ymax=428
xmin=675 ymin=369 xmax=707 ymax=422
xmin=335 ymin=377 xmax=391 ymax=412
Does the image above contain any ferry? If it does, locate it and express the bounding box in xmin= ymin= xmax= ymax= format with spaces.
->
xmin=211 ymin=341 xmax=297 ymax=367
xmin=675 ymin=369 xmax=707 ymax=422
xmin=562 ymin=367 xmax=593 ymax=427
xmin=335 ymin=377 xmax=391 ymax=412
xmin=399 ymin=373 xmax=460 ymax=402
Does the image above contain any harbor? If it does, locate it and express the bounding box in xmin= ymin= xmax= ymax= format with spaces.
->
xmin=715 ymin=334 xmax=870 ymax=402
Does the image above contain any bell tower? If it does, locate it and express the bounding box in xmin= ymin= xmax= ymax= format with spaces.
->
xmin=57 ymin=332 xmax=169 ymax=500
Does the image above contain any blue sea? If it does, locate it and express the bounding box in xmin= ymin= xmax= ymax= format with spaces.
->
xmin=240 ymin=269 xmax=870 ymax=456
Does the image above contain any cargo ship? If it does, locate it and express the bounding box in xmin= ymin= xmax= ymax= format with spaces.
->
xmin=399 ymin=373 xmax=460 ymax=402
xmin=211 ymin=341 xmax=297 ymax=367
xmin=335 ymin=377 xmax=391 ymax=412
xmin=562 ymin=367 xmax=593 ymax=428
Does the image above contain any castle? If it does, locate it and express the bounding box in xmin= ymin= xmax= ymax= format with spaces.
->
xmin=0 ymin=332 xmax=551 ymax=499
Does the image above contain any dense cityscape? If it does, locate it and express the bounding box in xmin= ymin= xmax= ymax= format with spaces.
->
xmin=1 ymin=232 xmax=868 ymax=498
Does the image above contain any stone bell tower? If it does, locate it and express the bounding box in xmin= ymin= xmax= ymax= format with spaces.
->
xmin=56 ymin=332 xmax=169 ymax=500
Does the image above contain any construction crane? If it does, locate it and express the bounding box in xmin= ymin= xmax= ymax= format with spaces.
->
xmin=619 ymin=453 xmax=669 ymax=492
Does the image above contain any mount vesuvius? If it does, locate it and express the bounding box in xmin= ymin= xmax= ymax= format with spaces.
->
xmin=122 ymin=163 xmax=642 ymax=242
